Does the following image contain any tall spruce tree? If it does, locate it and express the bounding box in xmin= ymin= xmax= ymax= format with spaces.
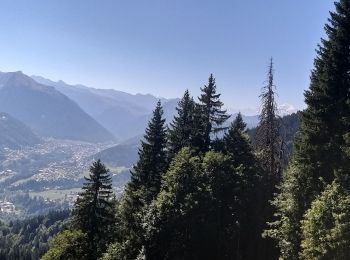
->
xmin=224 ymin=113 xmax=255 ymax=168
xmin=223 ymin=113 xmax=265 ymax=260
xmin=198 ymin=74 xmax=230 ymax=151
xmin=191 ymin=103 xmax=207 ymax=153
xmin=266 ymin=1 xmax=350 ymax=258
xmin=167 ymin=90 xmax=196 ymax=159
xmin=128 ymin=100 xmax=168 ymax=204
xmin=72 ymin=160 xmax=115 ymax=259
xmin=114 ymin=100 xmax=168 ymax=259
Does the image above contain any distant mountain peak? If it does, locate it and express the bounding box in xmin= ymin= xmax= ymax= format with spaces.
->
xmin=0 ymin=71 xmax=28 ymax=87
xmin=0 ymin=71 xmax=115 ymax=143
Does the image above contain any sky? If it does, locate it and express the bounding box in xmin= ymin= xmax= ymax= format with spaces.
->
xmin=0 ymin=0 xmax=335 ymax=114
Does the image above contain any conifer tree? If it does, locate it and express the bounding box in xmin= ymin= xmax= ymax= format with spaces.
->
xmin=190 ymin=103 xmax=207 ymax=153
xmin=255 ymin=58 xmax=282 ymax=181
xmin=114 ymin=100 xmax=168 ymax=259
xmin=143 ymin=149 xmax=243 ymax=260
xmin=72 ymin=160 xmax=115 ymax=259
xmin=142 ymin=148 xmax=205 ymax=260
xmin=254 ymin=59 xmax=282 ymax=260
xmin=198 ymin=74 xmax=230 ymax=151
xmin=224 ymin=113 xmax=255 ymax=167
xmin=223 ymin=113 xmax=264 ymax=260
xmin=167 ymin=90 xmax=196 ymax=159
xmin=127 ymin=100 xmax=168 ymax=205
xmin=267 ymin=1 xmax=350 ymax=258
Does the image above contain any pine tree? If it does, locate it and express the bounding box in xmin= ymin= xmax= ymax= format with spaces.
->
xmin=267 ymin=1 xmax=350 ymax=258
xmin=115 ymin=100 xmax=168 ymax=259
xmin=198 ymin=74 xmax=230 ymax=151
xmin=167 ymin=90 xmax=196 ymax=159
xmin=72 ymin=160 xmax=115 ymax=259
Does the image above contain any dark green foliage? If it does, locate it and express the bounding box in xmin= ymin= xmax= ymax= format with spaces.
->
xmin=115 ymin=101 xmax=168 ymax=259
xmin=296 ymin=0 xmax=350 ymax=182
xmin=141 ymin=148 xmax=206 ymax=260
xmin=129 ymin=100 xmax=168 ymax=204
xmin=222 ymin=113 xmax=265 ymax=259
xmin=72 ymin=160 xmax=115 ymax=259
xmin=167 ymin=90 xmax=196 ymax=159
xmin=190 ymin=103 xmax=208 ymax=153
xmin=224 ymin=113 xmax=255 ymax=167
xmin=200 ymin=151 xmax=245 ymax=259
xmin=268 ymin=1 xmax=350 ymax=258
xmin=198 ymin=74 xmax=230 ymax=151
xmin=140 ymin=147 xmax=260 ymax=260
xmin=0 ymin=210 xmax=69 ymax=260
xmin=41 ymin=230 xmax=89 ymax=260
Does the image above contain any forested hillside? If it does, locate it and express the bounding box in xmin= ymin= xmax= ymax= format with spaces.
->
xmin=0 ymin=210 xmax=69 ymax=259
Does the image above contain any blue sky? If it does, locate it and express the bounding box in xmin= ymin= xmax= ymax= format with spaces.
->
xmin=0 ymin=0 xmax=335 ymax=114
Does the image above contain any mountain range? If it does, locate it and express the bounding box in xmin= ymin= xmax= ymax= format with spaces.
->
xmin=31 ymin=75 xmax=261 ymax=140
xmin=0 ymin=72 xmax=114 ymax=143
xmin=0 ymin=71 xmax=261 ymax=146
xmin=31 ymin=75 xmax=178 ymax=141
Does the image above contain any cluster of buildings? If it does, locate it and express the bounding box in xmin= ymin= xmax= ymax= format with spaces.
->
xmin=0 ymin=200 xmax=15 ymax=213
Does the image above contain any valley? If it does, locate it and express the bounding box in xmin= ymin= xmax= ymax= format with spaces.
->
xmin=0 ymin=138 xmax=131 ymax=219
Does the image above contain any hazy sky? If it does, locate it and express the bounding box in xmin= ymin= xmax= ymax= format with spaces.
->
xmin=0 ymin=0 xmax=335 ymax=114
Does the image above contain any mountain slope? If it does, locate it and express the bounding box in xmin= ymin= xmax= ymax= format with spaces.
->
xmin=31 ymin=76 xmax=166 ymax=116
xmin=0 ymin=72 xmax=114 ymax=143
xmin=92 ymin=142 xmax=139 ymax=168
xmin=31 ymin=75 xmax=178 ymax=140
xmin=0 ymin=112 xmax=42 ymax=149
